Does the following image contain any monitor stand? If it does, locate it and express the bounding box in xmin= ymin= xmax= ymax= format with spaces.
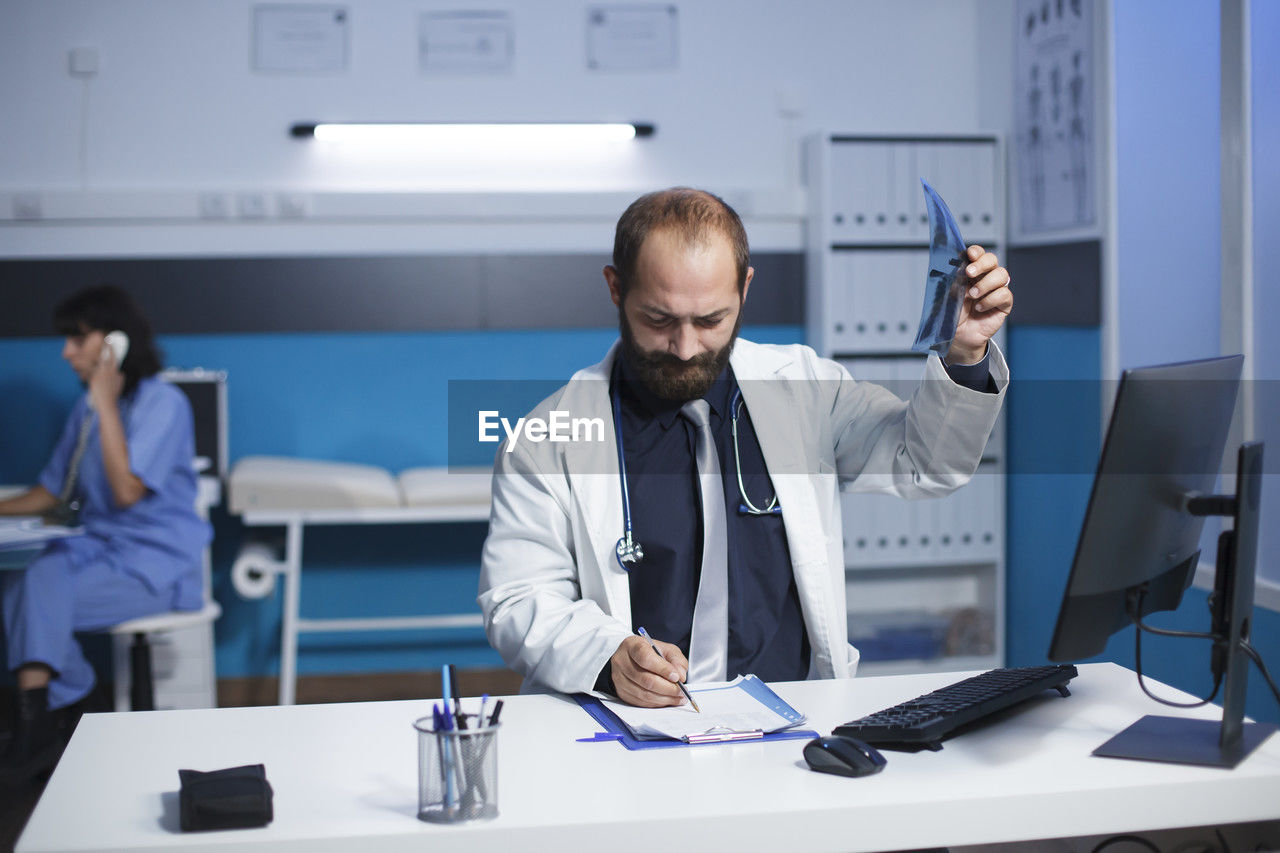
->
xmin=1094 ymin=715 xmax=1276 ymax=769
xmin=1094 ymin=442 xmax=1278 ymax=769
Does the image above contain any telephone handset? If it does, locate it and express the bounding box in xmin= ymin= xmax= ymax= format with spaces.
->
xmin=102 ymin=330 xmax=129 ymax=369
xmin=85 ymin=331 xmax=130 ymax=411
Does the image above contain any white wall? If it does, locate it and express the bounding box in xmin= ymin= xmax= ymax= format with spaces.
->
xmin=1112 ymin=0 xmax=1221 ymax=370
xmin=0 ymin=0 xmax=1016 ymax=255
xmin=1251 ymin=0 xmax=1279 ymax=590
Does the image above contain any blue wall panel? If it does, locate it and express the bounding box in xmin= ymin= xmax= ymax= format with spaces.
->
xmin=0 ymin=325 xmax=803 ymax=681
xmin=1004 ymin=325 xmax=1101 ymax=668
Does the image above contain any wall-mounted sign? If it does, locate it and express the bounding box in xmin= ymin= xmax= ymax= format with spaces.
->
xmin=586 ymin=5 xmax=678 ymax=72
xmin=253 ymin=5 xmax=348 ymax=73
xmin=419 ymin=10 xmax=515 ymax=76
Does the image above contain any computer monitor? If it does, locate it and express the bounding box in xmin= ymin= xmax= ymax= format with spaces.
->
xmin=1048 ymin=354 xmax=1275 ymax=767
xmin=162 ymin=368 xmax=228 ymax=480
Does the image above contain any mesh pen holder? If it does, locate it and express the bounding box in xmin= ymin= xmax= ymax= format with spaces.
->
xmin=413 ymin=717 xmax=500 ymax=823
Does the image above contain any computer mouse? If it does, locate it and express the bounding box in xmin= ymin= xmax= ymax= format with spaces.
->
xmin=803 ymin=735 xmax=887 ymax=777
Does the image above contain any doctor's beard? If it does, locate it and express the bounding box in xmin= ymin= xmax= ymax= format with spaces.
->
xmin=618 ymin=309 xmax=742 ymax=401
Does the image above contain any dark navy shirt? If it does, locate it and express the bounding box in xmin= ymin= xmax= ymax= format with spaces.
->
xmin=598 ymin=347 xmax=993 ymax=690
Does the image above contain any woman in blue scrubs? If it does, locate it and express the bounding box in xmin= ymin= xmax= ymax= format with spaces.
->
xmin=0 ymin=285 xmax=211 ymax=784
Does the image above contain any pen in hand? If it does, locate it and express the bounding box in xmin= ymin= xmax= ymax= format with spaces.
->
xmin=637 ymin=627 xmax=701 ymax=713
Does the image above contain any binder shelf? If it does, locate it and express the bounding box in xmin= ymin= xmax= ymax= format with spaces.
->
xmin=807 ymin=133 xmax=1007 ymax=677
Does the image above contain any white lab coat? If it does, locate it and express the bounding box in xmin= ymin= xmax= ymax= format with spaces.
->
xmin=478 ymin=338 xmax=1009 ymax=694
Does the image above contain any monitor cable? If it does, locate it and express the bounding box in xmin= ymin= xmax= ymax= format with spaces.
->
xmin=1090 ymin=834 xmax=1161 ymax=853
xmin=1130 ymin=589 xmax=1280 ymax=711
xmin=1131 ymin=581 xmax=1218 ymax=706
xmin=1240 ymin=640 xmax=1280 ymax=707
xmin=1133 ymin=616 xmax=1222 ymax=708
xmin=1130 ymin=587 xmax=1222 ymax=709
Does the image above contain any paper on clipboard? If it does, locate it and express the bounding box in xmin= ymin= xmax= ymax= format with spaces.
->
xmin=591 ymin=675 xmax=806 ymax=741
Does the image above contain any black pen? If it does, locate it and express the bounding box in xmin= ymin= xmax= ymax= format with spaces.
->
xmin=638 ymin=627 xmax=700 ymax=712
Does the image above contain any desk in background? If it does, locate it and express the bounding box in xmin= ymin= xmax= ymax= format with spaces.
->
xmin=17 ymin=663 xmax=1280 ymax=852
xmin=0 ymin=487 xmax=55 ymax=569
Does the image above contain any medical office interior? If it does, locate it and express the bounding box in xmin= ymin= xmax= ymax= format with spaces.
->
xmin=1 ymin=0 xmax=1278 ymax=846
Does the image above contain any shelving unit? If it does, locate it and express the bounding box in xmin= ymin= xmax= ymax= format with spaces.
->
xmin=805 ymin=133 xmax=1007 ymax=676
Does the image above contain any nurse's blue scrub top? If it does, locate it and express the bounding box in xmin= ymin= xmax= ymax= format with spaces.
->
xmin=37 ymin=376 xmax=212 ymax=608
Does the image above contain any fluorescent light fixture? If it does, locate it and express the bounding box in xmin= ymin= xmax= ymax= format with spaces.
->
xmin=290 ymin=122 xmax=655 ymax=145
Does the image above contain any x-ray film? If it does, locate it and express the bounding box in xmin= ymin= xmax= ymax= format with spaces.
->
xmin=911 ymin=179 xmax=968 ymax=356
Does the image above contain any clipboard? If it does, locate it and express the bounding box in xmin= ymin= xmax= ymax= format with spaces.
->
xmin=573 ymin=692 xmax=818 ymax=751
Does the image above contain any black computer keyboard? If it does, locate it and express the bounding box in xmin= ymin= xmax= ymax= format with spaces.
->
xmin=834 ymin=664 xmax=1078 ymax=751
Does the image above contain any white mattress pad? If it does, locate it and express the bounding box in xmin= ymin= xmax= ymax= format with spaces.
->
xmin=398 ymin=466 xmax=492 ymax=507
xmin=229 ymin=456 xmax=400 ymax=513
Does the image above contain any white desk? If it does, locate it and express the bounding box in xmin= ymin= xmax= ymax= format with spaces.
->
xmin=17 ymin=663 xmax=1280 ymax=852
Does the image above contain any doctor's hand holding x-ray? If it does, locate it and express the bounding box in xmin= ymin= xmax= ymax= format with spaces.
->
xmin=943 ymin=244 xmax=1014 ymax=367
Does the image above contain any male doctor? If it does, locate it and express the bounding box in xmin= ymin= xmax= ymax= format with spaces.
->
xmin=479 ymin=188 xmax=1011 ymax=707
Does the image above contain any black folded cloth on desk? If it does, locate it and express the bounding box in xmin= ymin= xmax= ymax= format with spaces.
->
xmin=178 ymin=764 xmax=273 ymax=832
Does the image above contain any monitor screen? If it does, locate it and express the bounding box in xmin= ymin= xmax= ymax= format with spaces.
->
xmin=1048 ymin=354 xmax=1243 ymax=662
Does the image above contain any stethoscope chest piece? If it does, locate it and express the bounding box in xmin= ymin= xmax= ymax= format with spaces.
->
xmin=615 ymin=535 xmax=644 ymax=571
xmin=610 ymin=371 xmax=780 ymax=573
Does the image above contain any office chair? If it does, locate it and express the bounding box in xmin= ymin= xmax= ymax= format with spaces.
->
xmin=106 ymin=475 xmax=222 ymax=711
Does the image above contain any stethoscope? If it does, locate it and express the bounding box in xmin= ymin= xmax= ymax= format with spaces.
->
xmin=612 ymin=380 xmax=781 ymax=572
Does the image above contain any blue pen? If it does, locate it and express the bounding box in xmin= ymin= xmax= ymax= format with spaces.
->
xmin=440 ymin=666 xmax=460 ymax=730
xmin=435 ymin=702 xmax=460 ymax=809
xmin=431 ymin=704 xmax=454 ymax=807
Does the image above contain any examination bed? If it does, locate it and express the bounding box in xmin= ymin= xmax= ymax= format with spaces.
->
xmin=228 ymin=456 xmax=491 ymax=705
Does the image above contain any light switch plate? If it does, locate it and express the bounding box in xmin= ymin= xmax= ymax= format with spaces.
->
xmin=69 ymin=47 xmax=99 ymax=77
